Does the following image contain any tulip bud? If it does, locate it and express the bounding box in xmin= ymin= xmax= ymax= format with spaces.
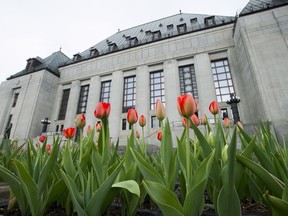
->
xmin=177 ymin=94 xmax=197 ymax=118
xmin=202 ymin=114 xmax=208 ymax=125
xmin=222 ymin=145 xmax=228 ymax=164
xmin=157 ymin=131 xmax=162 ymax=141
xmin=139 ymin=115 xmax=146 ymax=127
xmin=209 ymin=100 xmax=220 ymax=115
xmin=96 ymin=123 xmax=102 ymax=132
xmin=236 ymin=121 xmax=243 ymax=132
xmin=156 ymin=99 xmax=165 ymax=121
xmin=127 ymin=109 xmax=138 ymax=125
xmin=86 ymin=125 xmax=92 ymax=136
xmin=39 ymin=135 xmax=46 ymax=143
xmin=94 ymin=102 xmax=111 ymax=119
xmin=136 ymin=130 xmax=140 ymax=139
xmin=191 ymin=114 xmax=200 ymax=126
xmin=223 ymin=118 xmax=231 ymax=128
xmin=46 ymin=144 xmax=51 ymax=152
xmin=208 ymin=132 xmax=215 ymax=147
xmin=75 ymin=114 xmax=86 ymax=128
xmin=63 ymin=127 xmax=76 ymax=139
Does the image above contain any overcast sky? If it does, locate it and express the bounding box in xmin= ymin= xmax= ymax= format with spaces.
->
xmin=0 ymin=0 xmax=249 ymax=84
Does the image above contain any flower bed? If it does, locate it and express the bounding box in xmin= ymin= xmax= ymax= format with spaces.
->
xmin=0 ymin=95 xmax=287 ymax=216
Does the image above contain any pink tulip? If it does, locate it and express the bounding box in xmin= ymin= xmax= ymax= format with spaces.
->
xmin=209 ymin=100 xmax=220 ymax=115
xmin=156 ymin=99 xmax=165 ymax=121
xmin=75 ymin=113 xmax=86 ymax=128
xmin=94 ymin=102 xmax=111 ymax=119
xmin=127 ymin=109 xmax=138 ymax=125
xmin=139 ymin=115 xmax=146 ymax=127
xmin=136 ymin=130 xmax=140 ymax=139
xmin=177 ymin=94 xmax=197 ymax=118
xmin=224 ymin=118 xmax=231 ymax=128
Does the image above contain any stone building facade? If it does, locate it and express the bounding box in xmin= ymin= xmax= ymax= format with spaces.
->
xmin=0 ymin=0 xmax=287 ymax=145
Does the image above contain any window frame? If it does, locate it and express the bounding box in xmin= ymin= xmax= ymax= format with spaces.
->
xmin=211 ymin=59 xmax=235 ymax=102
xmin=122 ymin=76 xmax=136 ymax=113
xmin=178 ymin=64 xmax=198 ymax=99
xmin=150 ymin=70 xmax=165 ymax=110
xmin=100 ymin=80 xmax=112 ymax=103
xmin=77 ymin=85 xmax=90 ymax=114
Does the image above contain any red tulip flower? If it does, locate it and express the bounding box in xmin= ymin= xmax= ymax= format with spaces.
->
xmin=136 ymin=130 xmax=140 ymax=139
xmin=94 ymin=102 xmax=111 ymax=119
xmin=96 ymin=123 xmax=102 ymax=132
xmin=202 ymin=114 xmax=208 ymax=125
xmin=63 ymin=127 xmax=76 ymax=139
xmin=177 ymin=94 xmax=197 ymax=118
xmin=182 ymin=114 xmax=200 ymax=128
xmin=46 ymin=144 xmax=51 ymax=151
xmin=127 ymin=109 xmax=138 ymax=125
xmin=224 ymin=117 xmax=231 ymax=128
xmin=139 ymin=115 xmax=146 ymax=127
xmin=86 ymin=125 xmax=92 ymax=135
xmin=156 ymin=99 xmax=165 ymax=121
xmin=39 ymin=135 xmax=46 ymax=143
xmin=209 ymin=100 xmax=220 ymax=115
xmin=75 ymin=113 xmax=86 ymax=128
xmin=157 ymin=131 xmax=162 ymax=141
xmin=191 ymin=114 xmax=200 ymax=126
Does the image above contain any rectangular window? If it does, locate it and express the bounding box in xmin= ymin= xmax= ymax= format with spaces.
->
xmin=152 ymin=31 xmax=161 ymax=40
xmin=100 ymin=80 xmax=111 ymax=102
xmin=123 ymin=76 xmax=136 ymax=113
xmin=179 ymin=65 xmax=198 ymax=99
xmin=211 ymin=59 xmax=235 ymax=102
xmin=58 ymin=89 xmax=70 ymax=120
xmin=205 ymin=16 xmax=216 ymax=26
xmin=122 ymin=118 xmax=132 ymax=130
xmin=177 ymin=24 xmax=187 ymax=34
xmin=12 ymin=93 xmax=19 ymax=107
xmin=150 ymin=71 xmax=165 ymax=110
xmin=151 ymin=116 xmax=160 ymax=128
xmin=77 ymin=85 xmax=90 ymax=114
xmin=221 ymin=108 xmax=228 ymax=119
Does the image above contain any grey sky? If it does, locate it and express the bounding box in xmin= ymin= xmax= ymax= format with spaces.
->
xmin=0 ymin=0 xmax=249 ymax=83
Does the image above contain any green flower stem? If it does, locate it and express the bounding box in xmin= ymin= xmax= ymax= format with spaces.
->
xmin=141 ymin=128 xmax=144 ymax=143
xmin=186 ymin=117 xmax=191 ymax=184
xmin=79 ymin=128 xmax=83 ymax=162
xmin=194 ymin=132 xmax=197 ymax=158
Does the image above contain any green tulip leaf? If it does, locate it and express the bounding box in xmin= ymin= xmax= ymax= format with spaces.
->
xmin=237 ymin=154 xmax=284 ymax=198
xmin=112 ymin=180 xmax=140 ymax=197
xmin=143 ymin=180 xmax=184 ymax=216
xmin=130 ymin=147 xmax=164 ymax=184
xmin=265 ymin=192 xmax=288 ymax=216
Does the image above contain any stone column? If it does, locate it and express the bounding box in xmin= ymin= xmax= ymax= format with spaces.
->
xmin=135 ymin=65 xmax=149 ymax=136
xmin=85 ymin=76 xmax=101 ymax=134
xmin=109 ymin=71 xmax=124 ymax=142
xmin=194 ymin=53 xmax=215 ymax=119
xmin=65 ymin=80 xmax=80 ymax=127
xmin=163 ymin=59 xmax=180 ymax=124
xmin=49 ymin=84 xmax=63 ymax=131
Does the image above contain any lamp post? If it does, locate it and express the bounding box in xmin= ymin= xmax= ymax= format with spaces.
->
xmin=41 ymin=117 xmax=51 ymax=134
xmin=226 ymin=93 xmax=241 ymax=124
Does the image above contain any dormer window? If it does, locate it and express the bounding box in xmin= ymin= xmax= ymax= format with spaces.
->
xmin=190 ymin=18 xmax=197 ymax=23
xmin=108 ymin=43 xmax=118 ymax=52
xmin=25 ymin=58 xmax=42 ymax=72
xmin=177 ymin=24 xmax=187 ymax=34
xmin=90 ymin=48 xmax=99 ymax=57
xmin=167 ymin=24 xmax=173 ymax=30
xmin=145 ymin=30 xmax=152 ymax=35
xmin=204 ymin=16 xmax=216 ymax=26
xmin=152 ymin=31 xmax=161 ymax=40
xmin=73 ymin=54 xmax=81 ymax=61
xmin=129 ymin=37 xmax=138 ymax=46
